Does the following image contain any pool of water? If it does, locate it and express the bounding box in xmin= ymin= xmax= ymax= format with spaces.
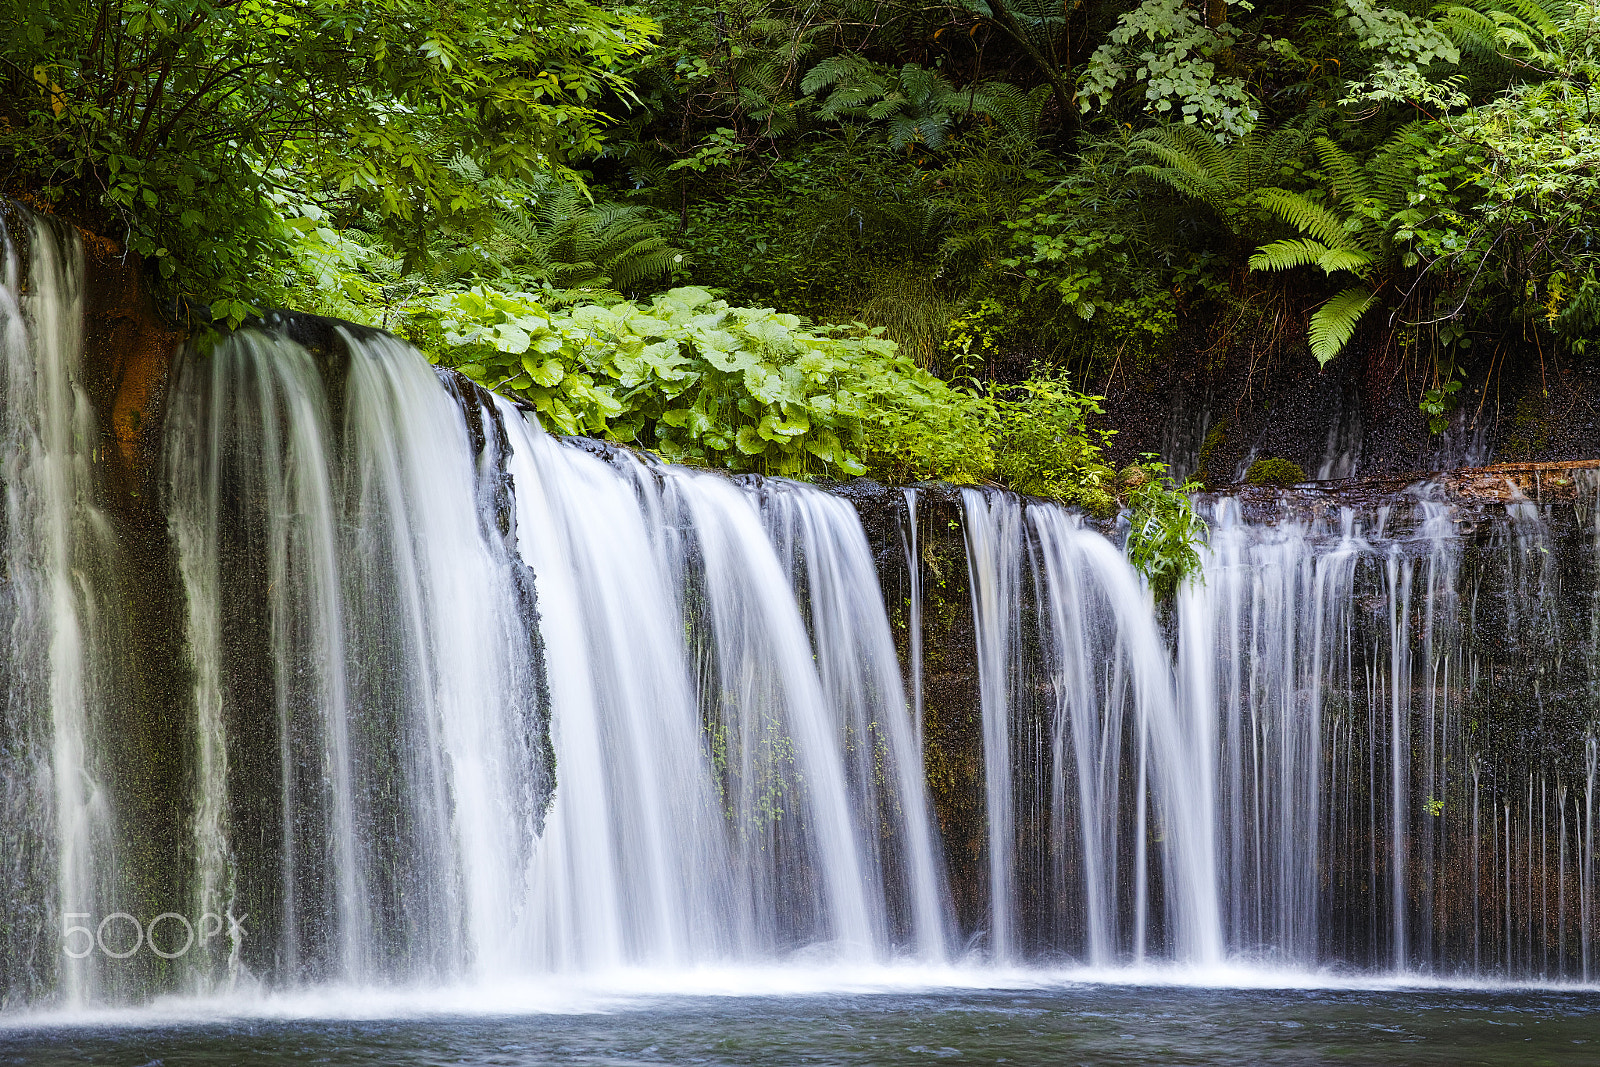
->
xmin=2 ymin=971 xmax=1597 ymax=1066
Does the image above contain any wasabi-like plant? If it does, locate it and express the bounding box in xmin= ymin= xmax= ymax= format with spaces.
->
xmin=410 ymin=285 xmax=992 ymax=482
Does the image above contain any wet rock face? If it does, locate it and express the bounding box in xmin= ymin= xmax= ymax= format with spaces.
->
xmin=1092 ymin=332 xmax=1600 ymax=486
xmin=836 ymin=480 xmax=991 ymax=934
xmin=23 ymin=209 xmax=187 ymax=515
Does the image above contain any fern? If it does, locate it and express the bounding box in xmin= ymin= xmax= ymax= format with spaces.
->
xmin=1436 ymin=6 xmax=1509 ymax=56
xmin=1250 ymin=238 xmax=1376 ymax=275
xmin=1309 ymin=287 xmax=1379 ymax=365
xmin=1438 ymin=0 xmax=1570 ymax=67
xmin=1242 ymin=123 xmax=1426 ymax=364
xmin=1255 ymin=189 xmax=1366 ymax=249
xmin=804 ymin=57 xmax=1036 ymax=151
xmin=1369 ymin=124 xmax=1429 ymax=210
xmin=1312 ymin=138 xmax=1372 ymax=204
xmin=1129 ymin=117 xmax=1320 ymax=233
xmin=978 ymin=83 xmax=1052 ymax=146
xmin=800 ymin=54 xmax=872 ymax=96
xmin=492 ymin=180 xmax=685 ymax=296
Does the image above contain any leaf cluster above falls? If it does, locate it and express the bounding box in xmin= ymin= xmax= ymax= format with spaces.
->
xmin=412 ymin=285 xmax=993 ymax=483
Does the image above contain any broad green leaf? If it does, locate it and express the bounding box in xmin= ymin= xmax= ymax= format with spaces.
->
xmin=522 ymin=355 xmax=565 ymax=386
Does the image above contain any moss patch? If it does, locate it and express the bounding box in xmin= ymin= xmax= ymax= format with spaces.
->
xmin=1245 ymin=456 xmax=1306 ymax=486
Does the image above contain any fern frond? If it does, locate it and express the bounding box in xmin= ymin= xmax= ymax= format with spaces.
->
xmin=1250 ymin=236 xmax=1376 ymax=276
xmin=1256 ymin=189 xmax=1363 ymax=250
xmin=801 ymin=54 xmax=869 ymax=96
xmin=1312 ymin=137 xmax=1371 ymax=204
xmin=816 ymin=85 xmax=886 ymax=119
xmin=1131 ymin=165 xmax=1226 ymax=207
xmin=747 ymin=17 xmax=793 ymax=39
xmin=494 ymin=208 xmax=544 ymax=248
xmin=973 ymin=82 xmax=1050 ymax=144
xmin=1493 ymin=0 xmax=1564 ymax=38
xmin=1369 ymin=123 xmax=1427 ymax=212
xmin=1309 ymin=286 xmax=1378 ymax=365
xmin=444 ymin=151 xmax=485 ymax=183
xmin=1244 ymin=116 xmax=1320 ymax=190
xmin=1131 ymin=124 xmax=1228 ymax=179
xmin=1436 ymin=6 xmax=1505 ymax=55
xmin=865 ymin=95 xmax=908 ymax=121
xmin=1317 ymin=247 xmax=1377 ymax=274
xmin=1004 ymin=0 xmax=1069 ymax=31
xmin=1250 ymin=238 xmax=1337 ymax=273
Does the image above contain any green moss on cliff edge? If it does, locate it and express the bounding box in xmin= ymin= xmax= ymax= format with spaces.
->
xmin=1246 ymin=457 xmax=1306 ymax=487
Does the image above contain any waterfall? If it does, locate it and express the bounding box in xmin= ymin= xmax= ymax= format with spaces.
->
xmin=157 ymin=321 xmax=950 ymax=986
xmin=4 ymin=244 xmax=1600 ymax=1007
xmin=753 ymin=478 xmax=948 ymax=959
xmin=0 ymin=213 xmax=122 ymax=1007
xmin=900 ymin=489 xmax=925 ymax=752
xmin=962 ymin=490 xmax=1023 ymax=961
xmin=164 ymin=323 xmax=551 ymax=986
xmin=955 ymin=485 xmax=1600 ymax=977
xmin=961 ymin=495 xmax=1222 ymax=965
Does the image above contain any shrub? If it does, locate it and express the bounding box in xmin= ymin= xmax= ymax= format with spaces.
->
xmin=987 ymin=371 xmax=1117 ymax=514
xmin=1124 ymin=457 xmax=1205 ymax=603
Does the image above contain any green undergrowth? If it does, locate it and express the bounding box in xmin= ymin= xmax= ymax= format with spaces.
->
xmin=408 ymin=284 xmax=1205 ymax=594
xmin=1123 ymin=459 xmax=1206 ymax=603
xmin=408 ymin=285 xmax=990 ymax=481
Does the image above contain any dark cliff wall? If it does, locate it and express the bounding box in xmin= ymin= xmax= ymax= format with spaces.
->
xmin=1090 ymin=332 xmax=1600 ymax=485
xmin=834 ymin=481 xmax=990 ymax=937
xmin=75 ymin=219 xmax=194 ymax=957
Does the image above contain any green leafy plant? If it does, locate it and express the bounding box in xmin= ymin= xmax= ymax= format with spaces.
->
xmin=1419 ymin=362 xmax=1466 ymax=434
xmin=960 ymin=0 xmax=1077 ymax=126
xmin=409 ymin=285 xmax=993 ymax=482
xmin=986 ymin=370 xmax=1117 ymax=512
xmin=1123 ymin=456 xmax=1205 ymax=602
xmin=1079 ymin=0 xmax=1265 ymax=139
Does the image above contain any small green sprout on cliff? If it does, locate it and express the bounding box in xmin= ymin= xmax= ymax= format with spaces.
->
xmin=1245 ymin=457 xmax=1306 ymax=487
xmin=1122 ymin=456 xmax=1205 ymax=603
xmin=1420 ymin=368 xmax=1465 ymax=435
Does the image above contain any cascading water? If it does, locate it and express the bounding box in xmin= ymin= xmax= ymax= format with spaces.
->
xmin=159 ymin=320 xmax=950 ymax=987
xmin=164 ymin=322 xmax=552 ymax=987
xmin=2 ymin=221 xmax=1598 ymax=1011
xmin=955 ymin=485 xmax=1600 ymax=979
xmin=963 ymin=495 xmax=1222 ymax=967
xmin=0 ymin=213 xmax=125 ymax=1008
xmin=752 ymin=477 xmax=947 ymax=958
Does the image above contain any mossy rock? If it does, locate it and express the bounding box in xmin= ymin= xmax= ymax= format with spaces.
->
xmin=1117 ymin=463 xmax=1151 ymax=494
xmin=1245 ymin=457 xmax=1306 ymax=487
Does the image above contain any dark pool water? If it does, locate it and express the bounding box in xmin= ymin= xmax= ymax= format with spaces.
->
xmin=3 ymin=983 xmax=1598 ymax=1066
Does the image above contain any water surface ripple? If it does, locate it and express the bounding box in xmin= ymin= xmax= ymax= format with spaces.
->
xmin=3 ymin=981 xmax=1597 ymax=1066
